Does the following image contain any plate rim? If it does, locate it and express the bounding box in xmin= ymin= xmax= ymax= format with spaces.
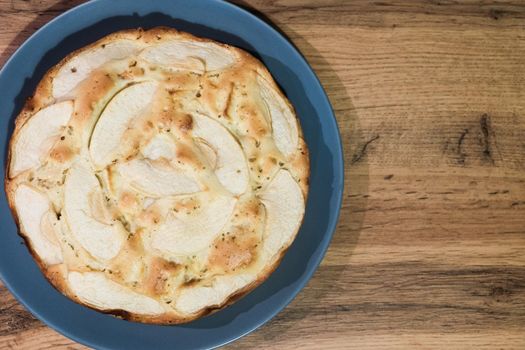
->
xmin=0 ymin=0 xmax=345 ymax=349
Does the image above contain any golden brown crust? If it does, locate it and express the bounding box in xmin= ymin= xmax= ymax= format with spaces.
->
xmin=5 ymin=27 xmax=310 ymax=324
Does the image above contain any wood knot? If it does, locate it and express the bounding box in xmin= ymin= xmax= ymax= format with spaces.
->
xmin=479 ymin=114 xmax=495 ymax=164
xmin=488 ymin=9 xmax=503 ymax=20
xmin=351 ymin=135 xmax=379 ymax=165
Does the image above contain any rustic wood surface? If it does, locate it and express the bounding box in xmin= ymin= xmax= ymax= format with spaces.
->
xmin=1 ymin=0 xmax=525 ymax=349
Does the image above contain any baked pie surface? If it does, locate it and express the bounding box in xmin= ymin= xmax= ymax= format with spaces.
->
xmin=5 ymin=27 xmax=309 ymax=324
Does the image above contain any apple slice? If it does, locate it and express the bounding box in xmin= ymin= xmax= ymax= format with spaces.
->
xmin=257 ymin=76 xmax=299 ymax=158
xmin=68 ymin=271 xmax=164 ymax=315
xmin=53 ymin=39 xmax=143 ymax=98
xmin=14 ymin=185 xmax=63 ymax=265
xmin=89 ymin=81 xmax=158 ymax=168
xmin=142 ymin=134 xmax=176 ymax=160
xmin=117 ymin=159 xmax=201 ymax=198
xmin=64 ymin=161 xmax=124 ymax=261
xmin=175 ymin=273 xmax=255 ymax=315
xmin=151 ymin=194 xmax=236 ymax=256
xmin=192 ymin=113 xmax=249 ymax=195
xmin=10 ymin=101 xmax=73 ymax=177
xmin=139 ymin=40 xmax=236 ymax=73
xmin=260 ymin=169 xmax=304 ymax=262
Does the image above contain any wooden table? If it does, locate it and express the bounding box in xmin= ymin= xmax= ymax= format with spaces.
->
xmin=1 ymin=0 xmax=525 ymax=348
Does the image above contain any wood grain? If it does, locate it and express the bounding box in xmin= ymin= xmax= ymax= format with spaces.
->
xmin=1 ymin=0 xmax=525 ymax=349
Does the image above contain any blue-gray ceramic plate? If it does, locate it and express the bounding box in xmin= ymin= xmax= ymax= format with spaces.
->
xmin=0 ymin=0 xmax=343 ymax=349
